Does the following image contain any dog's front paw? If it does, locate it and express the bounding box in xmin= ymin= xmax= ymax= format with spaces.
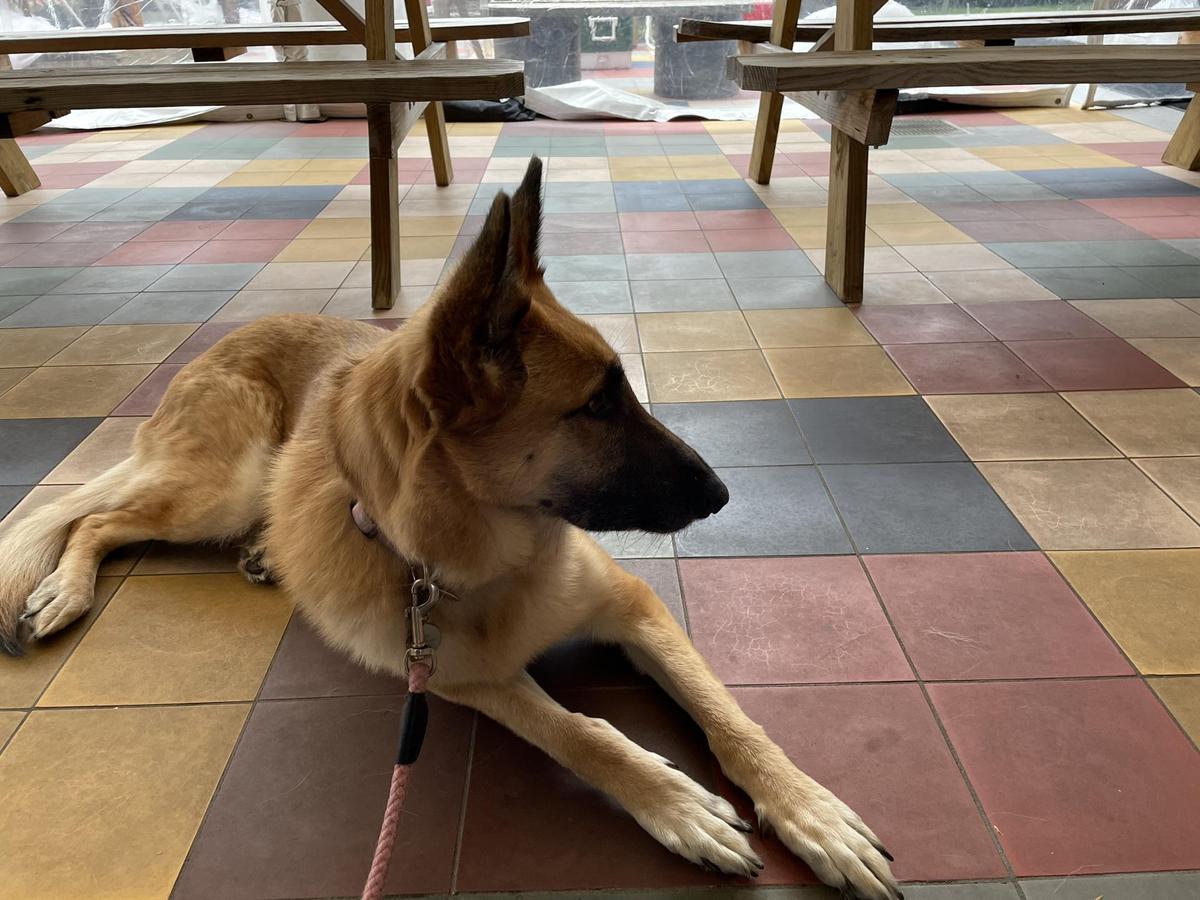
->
xmin=756 ymin=776 xmax=899 ymax=900
xmin=21 ymin=571 xmax=93 ymax=641
xmin=629 ymin=759 xmax=763 ymax=878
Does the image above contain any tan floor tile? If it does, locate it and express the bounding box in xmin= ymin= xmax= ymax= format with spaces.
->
xmin=0 ymin=367 xmax=30 ymax=395
xmin=580 ymin=314 xmax=639 ymax=354
xmin=238 ymin=158 xmax=306 ymax=173
xmin=773 ymin=207 xmax=826 ymax=228
xmin=283 ymin=171 xmax=355 ymax=186
xmin=245 ymin=261 xmax=354 ymax=291
xmin=786 ymin=226 xmax=887 ymax=249
xmin=0 ymin=703 xmax=248 ymax=899
xmin=804 ymin=246 xmax=914 ymax=274
xmin=745 ymin=308 xmax=875 ymax=348
xmin=274 ymin=238 xmax=369 ymax=263
xmin=0 ymin=326 xmax=89 ymax=368
xmin=927 ymin=393 xmax=1119 ymax=461
xmin=870 ymin=222 xmax=972 ymax=245
xmin=644 ymin=350 xmax=779 ymax=402
xmin=980 ymin=460 xmax=1200 ymax=550
xmin=0 ymin=712 xmax=21 ymax=745
xmin=218 ymin=172 xmax=291 ymax=187
xmin=398 ymin=215 xmax=464 ymax=237
xmin=1063 ymin=389 xmax=1200 ymax=457
xmin=637 ymin=311 xmax=753 ymax=352
xmin=1050 ymin=550 xmax=1200 ymax=674
xmin=210 ymin=288 xmax=333 ymax=323
xmin=865 ymin=203 xmax=942 ymax=225
xmin=1149 ymin=677 xmax=1200 ymax=742
xmin=1128 ymin=339 xmax=1200 ymax=386
xmin=297 ymin=217 xmax=370 ymax=239
xmin=48 ymin=324 xmax=197 ymax=366
xmin=132 ymin=542 xmax=240 ymax=575
xmin=0 ymin=364 xmax=152 ymax=418
xmin=1135 ymin=457 xmax=1200 ymax=521
xmin=861 ymin=272 xmax=952 ymax=306
xmin=44 ymin=416 xmax=146 ymax=484
xmin=0 ymin=578 xmax=121 ymax=709
xmin=1072 ymin=299 xmax=1200 ymax=338
xmin=40 ymin=573 xmax=291 ymax=706
xmin=925 ymin=269 xmax=1058 ymax=303
xmin=400 ymin=235 xmax=457 ymax=260
xmin=765 ymin=346 xmax=914 ymax=398
xmin=894 ymin=243 xmax=1011 ymax=272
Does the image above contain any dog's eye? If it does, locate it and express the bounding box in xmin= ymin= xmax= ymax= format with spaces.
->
xmin=586 ymin=392 xmax=612 ymax=418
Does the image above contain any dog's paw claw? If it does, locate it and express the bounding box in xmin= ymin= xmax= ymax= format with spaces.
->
xmin=23 ymin=573 xmax=92 ymax=641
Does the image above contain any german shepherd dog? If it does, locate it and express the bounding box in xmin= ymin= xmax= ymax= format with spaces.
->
xmin=0 ymin=158 xmax=898 ymax=899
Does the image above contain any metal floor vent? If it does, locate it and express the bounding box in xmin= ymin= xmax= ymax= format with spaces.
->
xmin=890 ymin=119 xmax=968 ymax=136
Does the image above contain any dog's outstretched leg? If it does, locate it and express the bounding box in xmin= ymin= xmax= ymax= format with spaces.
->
xmin=436 ymin=673 xmax=764 ymax=878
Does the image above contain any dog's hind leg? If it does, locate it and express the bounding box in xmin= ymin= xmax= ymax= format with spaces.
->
xmin=237 ymin=530 xmax=276 ymax=586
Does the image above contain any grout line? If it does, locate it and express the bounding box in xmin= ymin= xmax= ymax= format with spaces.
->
xmin=449 ymin=711 xmax=479 ymax=896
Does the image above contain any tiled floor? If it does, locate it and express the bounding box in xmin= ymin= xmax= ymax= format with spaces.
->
xmin=1 ymin=110 xmax=1200 ymax=900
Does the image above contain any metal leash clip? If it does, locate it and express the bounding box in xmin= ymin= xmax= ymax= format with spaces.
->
xmin=403 ymin=576 xmax=441 ymax=676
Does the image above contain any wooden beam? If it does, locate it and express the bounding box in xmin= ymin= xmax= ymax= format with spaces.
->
xmin=0 ymin=60 xmax=524 ymax=112
xmin=731 ymin=45 xmax=1200 ymax=93
xmin=1163 ymin=88 xmax=1200 ymax=172
xmin=748 ymin=0 xmax=803 ymax=185
xmin=0 ymin=138 xmax=39 ymax=197
xmin=824 ymin=0 xmax=874 ymax=305
xmin=367 ymin=0 xmax=402 ymax=311
xmin=0 ymin=109 xmax=69 ymax=138
xmin=402 ymin=0 xmax=452 ymax=187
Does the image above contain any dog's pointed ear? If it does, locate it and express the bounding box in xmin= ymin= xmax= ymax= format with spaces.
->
xmin=510 ymin=156 xmax=544 ymax=283
xmin=417 ymin=189 xmax=531 ymax=426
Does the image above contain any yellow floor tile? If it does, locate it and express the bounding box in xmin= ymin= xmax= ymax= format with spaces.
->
xmin=0 ymin=365 xmax=153 ymax=419
xmin=980 ymin=460 xmax=1200 ymax=550
xmin=745 ymin=308 xmax=875 ymax=348
xmin=400 ymin=235 xmax=457 ymax=259
xmin=773 ymin=207 xmax=827 ymax=228
xmin=1063 ymin=390 xmax=1200 ymax=458
xmin=300 ymin=158 xmax=366 ymax=172
xmin=448 ymin=122 xmax=503 ymax=135
xmin=298 ymin=217 xmax=371 ymax=239
xmin=39 ymin=574 xmax=291 ymax=706
xmin=0 ymin=367 xmax=30 ymax=395
xmin=274 ymin=238 xmax=370 ymax=263
xmin=238 ymin=159 xmax=307 ymax=173
xmin=644 ymin=349 xmax=779 ymax=402
xmin=1072 ymin=299 xmax=1200 ymax=339
xmin=1149 ymin=677 xmax=1200 ymax=742
xmin=1128 ymin=338 xmax=1200 ymax=386
xmin=1134 ymin=457 xmax=1200 ymax=522
xmin=765 ymin=346 xmax=914 ymax=398
xmin=1051 ymin=550 xmax=1200 ymax=674
xmin=865 ymin=203 xmax=942 ymax=225
xmin=44 ymin=417 xmax=146 ymax=484
xmin=992 ymin=157 xmax=1072 ymax=172
xmin=0 ymin=712 xmax=21 ymax=746
xmin=48 ymin=324 xmax=197 ymax=367
xmin=927 ymin=393 xmax=1119 ymax=462
xmin=636 ymin=311 xmax=754 ymax=352
xmin=283 ymin=171 xmax=356 ymax=186
xmin=870 ymin=222 xmax=972 ymax=245
xmin=399 ymin=215 xmax=464 ymax=237
xmin=218 ymin=173 xmax=292 ymax=187
xmin=0 ymin=578 xmax=121 ymax=709
xmin=132 ymin=542 xmax=240 ymax=576
xmin=0 ymin=703 xmax=248 ymax=900
xmin=0 ymin=326 xmax=89 ymax=368
xmin=787 ymin=226 xmax=886 ymax=250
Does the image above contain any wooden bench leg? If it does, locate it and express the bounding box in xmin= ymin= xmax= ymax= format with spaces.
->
xmin=0 ymin=138 xmax=40 ymax=197
xmin=748 ymin=0 xmax=802 ymax=185
xmin=404 ymin=0 xmax=453 ymax=187
xmin=367 ymin=0 xmax=401 ymax=309
xmin=822 ymin=0 xmax=873 ymax=304
xmin=1163 ymin=83 xmax=1200 ymax=172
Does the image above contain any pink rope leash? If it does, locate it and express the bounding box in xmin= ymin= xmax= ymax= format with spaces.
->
xmin=361 ymin=660 xmax=431 ymax=900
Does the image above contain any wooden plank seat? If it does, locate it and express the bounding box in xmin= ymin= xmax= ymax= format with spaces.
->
xmin=678 ymin=8 xmax=1200 ymax=45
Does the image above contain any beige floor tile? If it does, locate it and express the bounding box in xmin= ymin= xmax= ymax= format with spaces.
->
xmin=0 ymin=578 xmax=121 ymax=709
xmin=980 ymin=460 xmax=1200 ymax=550
xmin=927 ymin=393 xmax=1119 ymax=461
xmin=865 ymin=203 xmax=942 ymax=225
xmin=0 ymin=703 xmax=248 ymax=900
xmin=1050 ymin=550 xmax=1200 ymax=674
xmin=210 ymin=288 xmax=333 ymax=323
xmin=0 ymin=712 xmax=21 ymax=745
xmin=644 ymin=350 xmax=779 ymax=402
xmin=0 ymin=365 xmax=152 ymax=418
xmin=926 ymin=269 xmax=1058 ymax=303
xmin=870 ymin=221 xmax=972 ymax=245
xmin=1128 ymin=338 xmax=1200 ymax=386
xmin=40 ymin=573 xmax=291 ymax=706
xmin=44 ymin=417 xmax=146 ymax=484
xmin=1063 ymin=389 xmax=1200 ymax=457
xmin=637 ymin=311 xmax=754 ymax=352
xmin=321 ymin=285 xmax=431 ymax=318
xmin=0 ymin=326 xmax=88 ymax=368
xmin=0 ymin=368 xmax=30 ymax=395
xmin=580 ymin=314 xmax=639 ymax=354
xmin=1149 ymin=676 xmax=1200 ymax=742
xmin=1134 ymin=457 xmax=1200 ymax=521
xmin=398 ymin=215 xmax=464 ymax=237
xmin=804 ymin=246 xmax=915 ymax=275
xmin=1071 ymin=299 xmax=1200 ymax=338
xmin=399 ymin=235 xmax=457 ymax=260
xmin=894 ymin=243 xmax=1011 ymax=271
xmin=745 ymin=308 xmax=875 ymax=348
xmin=860 ymin=272 xmax=952 ymax=306
xmin=297 ymin=217 xmax=370 ymax=239
xmin=245 ymin=261 xmax=354 ymax=291
xmin=48 ymin=324 xmax=197 ymax=366
xmin=132 ymin=542 xmax=240 ymax=575
xmin=765 ymin=346 xmax=914 ymax=398
xmin=274 ymin=238 xmax=369 ymax=263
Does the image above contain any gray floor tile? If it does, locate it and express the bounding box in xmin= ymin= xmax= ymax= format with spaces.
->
xmin=717 ymin=251 xmax=817 ymax=279
xmin=148 ymin=264 xmax=264 ymax=292
xmin=675 ymin=465 xmax=852 ymax=557
xmin=1021 ymin=872 xmax=1200 ymax=900
xmin=1082 ymin=240 xmax=1200 ymax=268
xmin=543 ymin=255 xmax=628 ymax=282
xmin=0 ymin=268 xmax=81 ymax=296
xmin=730 ymin=277 xmax=842 ymax=309
xmin=102 ymin=291 xmax=235 ymax=325
xmin=546 ymin=281 xmax=632 ymax=313
xmin=0 ymin=418 xmax=102 ymax=483
xmin=626 ymin=252 xmax=721 ymax=281
xmin=1024 ymin=267 xmax=1158 ymax=300
xmin=1124 ymin=265 xmax=1200 ymax=298
xmin=50 ymin=266 xmax=173 ymax=295
xmin=653 ymin=400 xmax=811 ymax=467
xmin=591 ymin=530 xmax=674 ymax=559
xmin=986 ymin=242 xmax=1109 ymax=269
xmin=0 ymin=296 xmax=35 ymax=319
xmin=0 ymin=484 xmax=29 ymax=520
xmin=906 ymin=885 xmax=1019 ymax=900
xmin=789 ymin=397 xmax=966 ymax=464
xmin=618 ymin=558 xmax=685 ymax=625
xmin=0 ymin=293 xmax=138 ymax=327
xmin=631 ymin=279 xmax=736 ymax=312
xmin=822 ymin=462 xmax=1036 ymax=554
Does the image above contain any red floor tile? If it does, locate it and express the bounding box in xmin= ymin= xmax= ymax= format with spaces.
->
xmin=856 ymin=304 xmax=994 ymax=344
xmin=95 ymin=240 xmax=204 ymax=266
xmin=258 ymin=615 xmax=405 ymax=700
xmin=132 ymin=220 xmax=229 ymax=242
xmin=886 ymin=342 xmax=1050 ymax=394
xmin=185 ymin=239 xmax=290 ymax=264
xmin=732 ymin=683 xmax=1006 ymax=882
xmin=0 ymin=222 xmax=70 ymax=243
xmin=1040 ymin=218 xmax=1150 ymax=242
xmin=1082 ymin=197 xmax=1200 ymax=218
xmin=865 ymin=552 xmax=1131 ymax=680
xmin=705 ymin=227 xmax=798 ymax=252
xmin=172 ymin=695 xmax=473 ymax=899
xmin=695 ymin=209 xmax=781 ymax=230
xmin=112 ymin=364 xmax=182 ymax=416
xmin=214 ymin=219 xmax=309 ymax=241
xmin=622 ymin=230 xmax=711 ymax=253
xmin=961 ymin=300 xmax=1114 ymax=341
xmin=1008 ymin=200 xmax=1108 ymax=221
xmin=1006 ymin=338 xmax=1187 ymax=391
xmin=52 ymin=221 xmax=151 ymax=243
xmin=1123 ymin=216 xmax=1200 ymax=239
xmin=930 ymin=679 xmax=1200 ymax=877
xmin=618 ymin=211 xmax=701 ymax=232
xmin=956 ymin=220 xmax=1058 ymax=243
xmin=680 ymin=557 xmax=912 ymax=685
xmin=163 ymin=322 xmax=243 ymax=364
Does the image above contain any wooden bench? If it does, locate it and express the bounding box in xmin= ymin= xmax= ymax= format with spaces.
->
xmin=0 ymin=0 xmax=528 ymax=311
xmin=712 ymin=0 xmax=1200 ymax=303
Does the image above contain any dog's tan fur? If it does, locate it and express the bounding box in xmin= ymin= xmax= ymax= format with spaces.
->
xmin=0 ymin=159 xmax=898 ymax=899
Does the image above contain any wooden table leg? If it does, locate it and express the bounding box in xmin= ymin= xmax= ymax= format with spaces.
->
xmin=367 ymin=0 xmax=402 ymax=309
xmin=403 ymin=0 xmax=453 ymax=187
xmin=823 ymin=0 xmax=873 ymax=304
xmin=748 ymin=0 xmax=802 ymax=185
xmin=1163 ymin=82 xmax=1200 ymax=172
xmin=0 ymin=138 xmax=40 ymax=197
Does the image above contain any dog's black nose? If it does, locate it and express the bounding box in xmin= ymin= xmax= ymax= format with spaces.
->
xmin=703 ymin=474 xmax=730 ymax=516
